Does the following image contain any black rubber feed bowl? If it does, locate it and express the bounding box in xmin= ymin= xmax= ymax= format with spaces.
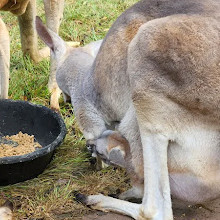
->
xmin=0 ymin=99 xmax=66 ymax=186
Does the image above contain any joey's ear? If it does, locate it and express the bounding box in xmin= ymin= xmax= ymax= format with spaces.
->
xmin=107 ymin=131 xmax=129 ymax=168
xmin=109 ymin=147 xmax=126 ymax=168
xmin=35 ymin=17 xmax=54 ymax=51
xmin=35 ymin=16 xmax=67 ymax=60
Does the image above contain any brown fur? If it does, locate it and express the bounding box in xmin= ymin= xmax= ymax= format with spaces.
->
xmin=0 ymin=0 xmax=9 ymax=9
xmin=0 ymin=0 xmax=30 ymax=15
xmin=0 ymin=0 xmax=65 ymax=111
xmin=107 ymin=133 xmax=130 ymax=153
xmin=130 ymin=15 xmax=220 ymax=121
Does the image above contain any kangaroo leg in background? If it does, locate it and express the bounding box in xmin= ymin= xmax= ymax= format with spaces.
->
xmin=0 ymin=17 xmax=10 ymax=99
xmin=18 ymin=0 xmax=65 ymax=110
xmin=17 ymin=0 xmax=45 ymax=63
xmin=0 ymin=0 xmax=8 ymax=9
xmin=43 ymin=0 xmax=65 ymax=111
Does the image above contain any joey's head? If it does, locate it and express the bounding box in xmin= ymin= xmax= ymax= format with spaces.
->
xmin=86 ymin=130 xmax=130 ymax=168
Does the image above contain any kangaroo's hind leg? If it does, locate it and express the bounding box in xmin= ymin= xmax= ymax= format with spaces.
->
xmin=0 ymin=18 xmax=10 ymax=99
xmin=17 ymin=0 xmax=43 ymax=63
xmin=43 ymin=0 xmax=65 ymax=111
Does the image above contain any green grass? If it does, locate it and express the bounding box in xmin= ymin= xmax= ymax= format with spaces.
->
xmin=0 ymin=0 xmax=138 ymax=219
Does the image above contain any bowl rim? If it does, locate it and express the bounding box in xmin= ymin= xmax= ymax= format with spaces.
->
xmin=0 ymin=99 xmax=67 ymax=165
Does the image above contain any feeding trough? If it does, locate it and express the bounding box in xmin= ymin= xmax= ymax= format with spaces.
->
xmin=0 ymin=99 xmax=66 ymax=186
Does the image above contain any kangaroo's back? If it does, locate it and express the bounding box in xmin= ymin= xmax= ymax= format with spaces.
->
xmin=129 ymin=14 xmax=220 ymax=122
xmin=93 ymin=0 xmax=220 ymax=121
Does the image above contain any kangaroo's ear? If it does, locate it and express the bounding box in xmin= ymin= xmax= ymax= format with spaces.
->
xmin=35 ymin=16 xmax=67 ymax=60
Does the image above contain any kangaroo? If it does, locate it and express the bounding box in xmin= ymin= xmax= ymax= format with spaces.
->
xmin=0 ymin=0 xmax=67 ymax=111
xmin=0 ymin=17 xmax=10 ymax=100
xmin=0 ymin=201 xmax=13 ymax=220
xmin=36 ymin=0 xmax=220 ymax=219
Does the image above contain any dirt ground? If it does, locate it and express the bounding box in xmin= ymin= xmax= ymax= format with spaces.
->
xmin=82 ymin=197 xmax=220 ymax=220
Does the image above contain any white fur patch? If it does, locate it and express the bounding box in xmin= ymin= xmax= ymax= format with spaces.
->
xmin=0 ymin=207 xmax=12 ymax=220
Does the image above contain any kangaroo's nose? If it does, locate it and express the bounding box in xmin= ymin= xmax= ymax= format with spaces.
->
xmin=86 ymin=140 xmax=96 ymax=154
